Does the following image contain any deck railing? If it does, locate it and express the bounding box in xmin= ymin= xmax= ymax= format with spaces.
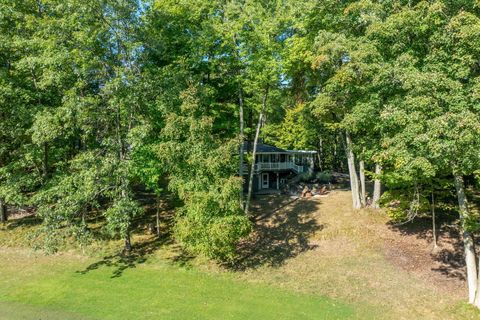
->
xmin=242 ymin=162 xmax=305 ymax=174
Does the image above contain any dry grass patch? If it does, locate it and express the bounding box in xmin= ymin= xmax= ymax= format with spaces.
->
xmin=234 ymin=190 xmax=479 ymax=319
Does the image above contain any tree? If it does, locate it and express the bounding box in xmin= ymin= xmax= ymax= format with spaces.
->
xmin=157 ymin=87 xmax=251 ymax=260
xmin=0 ymin=0 xmax=148 ymax=252
xmin=369 ymin=2 xmax=480 ymax=306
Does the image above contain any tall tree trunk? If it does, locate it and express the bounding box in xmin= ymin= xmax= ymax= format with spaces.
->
xmin=244 ymin=87 xmax=269 ymax=216
xmin=116 ymin=99 xmax=132 ymax=252
xmin=453 ymin=173 xmax=478 ymax=305
xmin=238 ymin=88 xmax=245 ymax=209
xmin=345 ymin=132 xmax=361 ymax=209
xmin=475 ymin=257 xmax=480 ymax=307
xmin=43 ymin=142 xmax=49 ymax=179
xmin=124 ymin=233 xmax=132 ymax=252
xmin=156 ymin=195 xmax=161 ymax=237
xmin=333 ymin=138 xmax=338 ymax=172
xmin=317 ymin=137 xmax=323 ymax=172
xmin=359 ymin=160 xmax=366 ymax=207
xmin=372 ymin=164 xmax=382 ymax=209
xmin=0 ymin=198 xmax=6 ymax=223
xmin=431 ymin=190 xmax=437 ymax=249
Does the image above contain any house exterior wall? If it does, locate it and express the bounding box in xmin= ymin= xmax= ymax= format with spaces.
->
xmin=242 ymin=174 xmax=261 ymax=192
xmin=240 ymin=142 xmax=316 ymax=193
xmin=243 ymin=171 xmax=291 ymax=192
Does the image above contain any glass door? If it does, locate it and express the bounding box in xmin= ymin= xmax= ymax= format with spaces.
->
xmin=262 ymin=173 xmax=269 ymax=189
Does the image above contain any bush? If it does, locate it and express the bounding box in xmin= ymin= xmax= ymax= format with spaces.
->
xmin=316 ymin=171 xmax=332 ymax=183
xmin=298 ymin=172 xmax=314 ymax=182
xmin=173 ymin=176 xmax=252 ymax=261
xmin=379 ymin=190 xmax=430 ymax=223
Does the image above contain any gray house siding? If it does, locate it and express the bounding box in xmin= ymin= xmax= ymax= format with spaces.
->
xmin=241 ymin=141 xmax=316 ymax=193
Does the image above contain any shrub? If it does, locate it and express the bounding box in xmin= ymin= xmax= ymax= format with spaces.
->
xmin=379 ymin=190 xmax=430 ymax=223
xmin=316 ymin=171 xmax=332 ymax=183
xmin=298 ymin=172 xmax=314 ymax=182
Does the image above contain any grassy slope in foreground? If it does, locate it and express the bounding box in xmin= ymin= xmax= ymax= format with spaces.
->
xmin=0 ymin=250 xmax=359 ymax=320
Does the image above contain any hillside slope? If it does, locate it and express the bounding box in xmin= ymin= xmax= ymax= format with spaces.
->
xmin=238 ymin=190 xmax=476 ymax=319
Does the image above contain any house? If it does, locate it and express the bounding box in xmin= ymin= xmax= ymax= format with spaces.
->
xmin=242 ymin=140 xmax=317 ymax=192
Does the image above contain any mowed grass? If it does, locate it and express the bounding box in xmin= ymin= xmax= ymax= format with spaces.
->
xmin=0 ymin=249 xmax=358 ymax=320
xmin=2 ymin=190 xmax=480 ymax=319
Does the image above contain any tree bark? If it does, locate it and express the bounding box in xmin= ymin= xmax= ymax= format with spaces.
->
xmin=345 ymin=132 xmax=361 ymax=209
xmin=244 ymin=86 xmax=269 ymax=216
xmin=372 ymin=164 xmax=382 ymax=209
xmin=475 ymin=257 xmax=480 ymax=307
xmin=156 ymin=195 xmax=161 ymax=237
xmin=333 ymin=134 xmax=338 ymax=172
xmin=124 ymin=233 xmax=132 ymax=252
xmin=317 ymin=137 xmax=323 ymax=172
xmin=359 ymin=160 xmax=366 ymax=207
xmin=453 ymin=173 xmax=478 ymax=305
xmin=232 ymin=32 xmax=246 ymax=209
xmin=0 ymin=198 xmax=6 ymax=223
xmin=431 ymin=191 xmax=437 ymax=249
xmin=238 ymin=88 xmax=245 ymax=209
xmin=43 ymin=142 xmax=49 ymax=179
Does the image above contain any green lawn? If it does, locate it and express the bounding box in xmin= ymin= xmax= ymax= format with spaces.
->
xmin=3 ymin=191 xmax=479 ymax=319
xmin=0 ymin=250 xmax=358 ymax=320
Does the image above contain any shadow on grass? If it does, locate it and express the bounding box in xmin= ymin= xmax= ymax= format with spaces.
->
xmin=5 ymin=214 xmax=42 ymax=230
xmin=388 ymin=216 xmax=468 ymax=281
xmin=76 ymin=237 xmax=161 ymax=278
xmin=231 ymin=198 xmax=322 ymax=271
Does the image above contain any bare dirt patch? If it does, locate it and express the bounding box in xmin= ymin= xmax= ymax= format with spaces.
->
xmin=381 ymin=222 xmax=467 ymax=297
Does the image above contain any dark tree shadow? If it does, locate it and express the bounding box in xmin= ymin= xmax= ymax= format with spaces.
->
xmin=5 ymin=215 xmax=42 ymax=230
xmin=3 ymin=206 xmax=41 ymax=230
xmin=388 ymin=217 xmax=469 ymax=281
xmin=76 ymin=236 xmax=170 ymax=278
xmin=387 ymin=217 xmax=438 ymax=241
xmin=432 ymin=250 xmax=466 ymax=280
xmin=231 ymin=198 xmax=322 ymax=271
xmin=167 ymin=245 xmax=196 ymax=268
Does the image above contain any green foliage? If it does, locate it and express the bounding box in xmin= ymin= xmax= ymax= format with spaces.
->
xmin=316 ymin=171 xmax=333 ymax=184
xmin=298 ymin=172 xmax=314 ymax=183
xmin=2 ymin=0 xmax=480 ymax=263
xmin=175 ymin=202 xmax=251 ymax=260
xmin=158 ymin=87 xmax=251 ymax=260
xmin=105 ymin=197 xmax=143 ymax=239
xmin=379 ymin=190 xmax=430 ymax=223
xmin=264 ymin=103 xmax=316 ymax=150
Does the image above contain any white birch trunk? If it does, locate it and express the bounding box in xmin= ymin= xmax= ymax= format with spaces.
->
xmin=475 ymin=257 xmax=480 ymax=307
xmin=318 ymin=137 xmax=323 ymax=172
xmin=372 ymin=164 xmax=382 ymax=209
xmin=345 ymin=132 xmax=361 ymax=209
xmin=244 ymin=87 xmax=269 ymax=216
xmin=238 ymin=88 xmax=245 ymax=209
xmin=359 ymin=160 xmax=366 ymax=207
xmin=454 ymin=173 xmax=478 ymax=304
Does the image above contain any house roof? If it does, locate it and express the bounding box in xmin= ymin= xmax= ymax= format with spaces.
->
xmin=242 ymin=141 xmax=288 ymax=153
xmin=287 ymin=149 xmax=317 ymax=154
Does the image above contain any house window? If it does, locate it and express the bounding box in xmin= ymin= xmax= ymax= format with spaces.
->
xmin=262 ymin=154 xmax=270 ymax=163
xmin=280 ymin=154 xmax=286 ymax=162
